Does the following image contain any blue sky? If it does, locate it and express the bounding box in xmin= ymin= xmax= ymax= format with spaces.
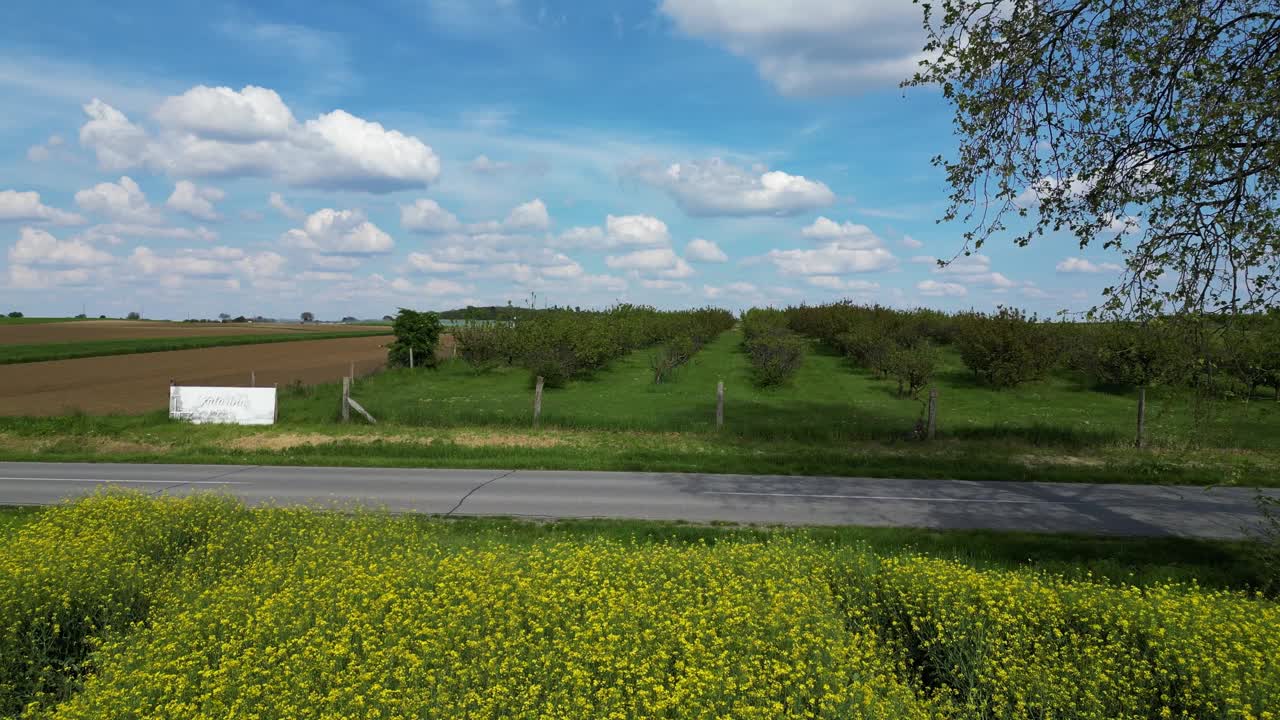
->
xmin=0 ymin=0 xmax=1125 ymax=320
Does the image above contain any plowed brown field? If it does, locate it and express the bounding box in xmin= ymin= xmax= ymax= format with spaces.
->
xmin=0 ymin=335 xmax=392 ymax=415
xmin=0 ymin=320 xmax=389 ymax=345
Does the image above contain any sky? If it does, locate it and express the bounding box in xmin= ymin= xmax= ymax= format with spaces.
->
xmin=0 ymin=0 xmax=1128 ymax=321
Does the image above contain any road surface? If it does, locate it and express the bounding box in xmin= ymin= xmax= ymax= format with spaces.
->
xmin=0 ymin=462 xmax=1274 ymax=539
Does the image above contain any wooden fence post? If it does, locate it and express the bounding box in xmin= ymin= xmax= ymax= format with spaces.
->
xmin=250 ymin=370 xmax=255 ymax=387
xmin=350 ymin=360 xmax=355 ymax=386
xmin=273 ymin=382 xmax=278 ymax=423
xmin=533 ymin=376 xmax=544 ymax=426
xmin=715 ymin=381 xmax=724 ymax=430
xmin=927 ymin=387 xmax=938 ymax=441
xmin=341 ymin=376 xmax=351 ymax=423
xmin=1136 ymin=386 xmax=1146 ymax=448
xmin=409 ymin=346 xmax=415 ymax=369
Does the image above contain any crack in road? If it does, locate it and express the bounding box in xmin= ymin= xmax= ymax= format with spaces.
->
xmin=445 ymin=469 xmax=517 ymax=516
xmin=150 ymin=465 xmax=261 ymax=497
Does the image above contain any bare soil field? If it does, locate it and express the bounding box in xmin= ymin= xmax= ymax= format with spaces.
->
xmin=0 ymin=336 xmax=392 ymax=415
xmin=0 ymin=320 xmax=389 ymax=346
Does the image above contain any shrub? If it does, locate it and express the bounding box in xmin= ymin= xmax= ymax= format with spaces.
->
xmin=742 ymin=312 xmax=804 ymax=387
xmin=650 ymin=336 xmax=696 ymax=384
xmin=125 ymin=311 xmax=141 ymax=320
xmin=453 ymin=322 xmax=508 ymax=373
xmin=954 ymin=307 xmax=1057 ymax=388
xmin=387 ymin=308 xmax=442 ymax=369
xmin=1077 ymin=320 xmax=1189 ymax=389
xmin=886 ymin=341 xmax=939 ymax=398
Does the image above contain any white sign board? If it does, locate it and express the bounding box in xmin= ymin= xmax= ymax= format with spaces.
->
xmin=169 ymin=386 xmax=277 ymax=425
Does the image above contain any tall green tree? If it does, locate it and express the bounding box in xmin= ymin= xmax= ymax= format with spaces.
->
xmin=910 ymin=0 xmax=1280 ymax=317
xmin=387 ymin=308 xmax=442 ymax=369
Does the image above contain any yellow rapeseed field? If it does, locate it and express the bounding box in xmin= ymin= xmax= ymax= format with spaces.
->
xmin=2 ymin=494 xmax=1277 ymax=719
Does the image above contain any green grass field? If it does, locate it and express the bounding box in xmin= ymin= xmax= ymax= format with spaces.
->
xmin=0 ymin=316 xmax=90 ymax=326
xmin=276 ymin=329 xmax=1280 ymax=449
xmin=2 ymin=495 xmax=1276 ymax=718
xmin=1 ymin=328 xmax=1277 ymax=484
xmin=0 ymin=329 xmax=391 ymax=364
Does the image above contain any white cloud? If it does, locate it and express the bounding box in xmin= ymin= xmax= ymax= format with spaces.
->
xmin=606 ymin=247 xmax=694 ymax=278
xmin=268 ymin=192 xmax=305 ymax=220
xmin=130 ymin=246 xmax=239 ymax=279
xmin=0 ymin=190 xmax=85 ymax=225
xmin=909 ymin=255 xmax=937 ymax=265
xmin=556 ymin=214 xmax=672 ymax=250
xmin=400 ymin=198 xmax=461 ymax=233
xmin=934 ymin=254 xmax=1016 ymax=288
xmin=8 ymin=227 xmax=113 ymax=267
xmin=606 ymin=214 xmax=670 ymax=247
xmin=767 ymin=244 xmax=895 ymax=275
xmin=7 ymin=264 xmax=95 ymax=289
xmin=166 ymin=180 xmax=224 ymax=221
xmin=659 ymin=0 xmax=927 ymax=96
xmin=25 ymin=134 xmax=65 ymax=163
xmin=504 ymin=198 xmax=550 ymax=231
xmin=1056 ymin=257 xmax=1124 ymax=274
xmin=685 ymin=238 xmax=728 ymax=263
xmin=80 ymin=91 xmax=441 ymax=193
xmin=309 ymin=254 xmax=361 ymax=270
xmin=638 ymin=158 xmax=834 ymax=216
xmin=282 ymin=208 xmax=394 ymax=255
xmin=469 ymin=154 xmax=512 ymax=174
xmin=901 ymin=234 xmax=923 ymax=249
xmin=641 ymin=279 xmax=691 ymax=291
xmin=407 ymin=252 xmax=466 ymax=273
xmin=916 ymin=280 xmax=967 ymax=297
xmin=806 ymin=275 xmax=879 ymax=292
xmin=74 ymin=176 xmax=162 ymax=224
xmin=85 ymin=223 xmax=217 ymax=243
xmin=801 ymin=217 xmax=881 ymax=248
xmin=153 ymin=85 xmax=295 ymax=141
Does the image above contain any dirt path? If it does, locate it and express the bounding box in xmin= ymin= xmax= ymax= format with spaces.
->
xmin=0 ymin=336 xmax=391 ymax=415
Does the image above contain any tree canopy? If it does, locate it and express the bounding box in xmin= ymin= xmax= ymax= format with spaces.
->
xmin=910 ymin=0 xmax=1280 ymax=317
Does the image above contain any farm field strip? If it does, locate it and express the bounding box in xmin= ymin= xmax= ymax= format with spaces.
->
xmin=0 ymin=319 xmax=389 ymax=345
xmin=0 ymin=329 xmax=392 ymax=364
xmin=0 ymin=335 xmax=390 ymax=416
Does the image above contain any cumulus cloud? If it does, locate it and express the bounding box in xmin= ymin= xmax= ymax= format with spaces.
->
xmin=268 ymin=192 xmax=305 ymax=220
xmin=406 ymin=252 xmax=466 ymax=273
xmin=554 ymin=214 xmax=672 ymax=250
xmin=916 ymin=280 xmax=967 ymax=297
xmin=79 ymin=87 xmax=441 ymax=193
xmin=400 ymin=198 xmax=461 ymax=233
xmin=685 ymin=238 xmax=728 ymax=263
xmin=659 ymin=0 xmax=927 ymax=96
xmin=801 ymin=217 xmax=879 ymax=248
xmin=7 ymin=265 xmax=95 ymax=289
xmin=806 ymin=275 xmax=879 ymax=292
xmin=768 ymin=244 xmax=895 ymax=274
xmin=282 ymin=208 xmax=394 ymax=255
xmin=909 ymin=255 xmax=937 ymax=265
xmin=504 ymin=199 xmax=550 ymax=231
xmin=606 ymin=247 xmax=694 ymax=278
xmin=901 ymin=234 xmax=923 ymax=249
xmin=153 ymin=85 xmax=295 ymax=141
xmin=635 ymin=158 xmax=834 ymax=216
xmin=0 ymin=190 xmax=85 ymax=225
xmin=934 ymin=254 xmax=1016 ymax=288
xmin=74 ymin=176 xmax=162 ymax=224
xmin=166 ymin=180 xmax=224 ymax=221
xmin=1056 ymin=257 xmax=1124 ymax=274
xmin=8 ymin=227 xmax=113 ymax=267
xmin=85 ymin=223 xmax=217 ymax=243
xmin=25 ymin=134 xmax=65 ymax=163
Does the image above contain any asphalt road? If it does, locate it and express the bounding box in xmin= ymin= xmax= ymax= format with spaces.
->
xmin=0 ymin=462 xmax=1275 ymax=538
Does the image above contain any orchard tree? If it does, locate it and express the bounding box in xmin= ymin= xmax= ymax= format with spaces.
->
xmin=300 ymin=311 xmax=315 ymax=323
xmin=910 ymin=0 xmax=1280 ymax=317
